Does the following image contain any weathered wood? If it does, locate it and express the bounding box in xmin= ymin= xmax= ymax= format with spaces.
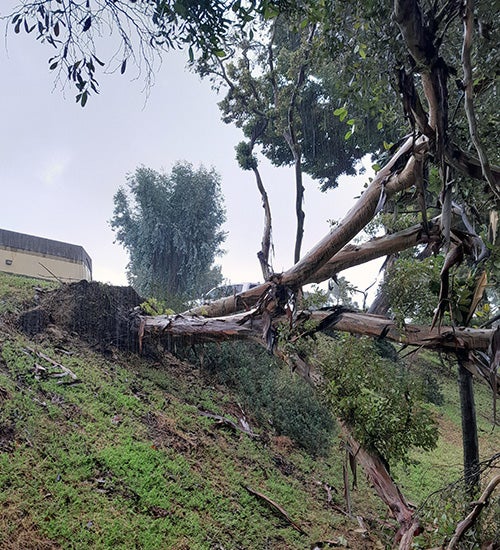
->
xmin=142 ymin=310 xmax=495 ymax=353
xmin=187 ymin=220 xmax=435 ymax=318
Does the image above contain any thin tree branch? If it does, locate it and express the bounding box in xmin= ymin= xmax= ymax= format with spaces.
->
xmin=461 ymin=0 xmax=500 ymax=200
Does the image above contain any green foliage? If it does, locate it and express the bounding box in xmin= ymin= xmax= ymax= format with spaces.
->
xmin=202 ymin=11 xmax=400 ymax=191
xmin=383 ymin=255 xmax=443 ymax=325
xmin=316 ymin=334 xmax=438 ymax=466
xmin=235 ymin=140 xmax=258 ymax=170
xmin=7 ymin=0 xmax=283 ymax=103
xmin=139 ymin=298 xmax=174 ymax=316
xmin=190 ymin=341 xmax=336 ymax=456
xmin=110 ymin=162 xmax=226 ymax=307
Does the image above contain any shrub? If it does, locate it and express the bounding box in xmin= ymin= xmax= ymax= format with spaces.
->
xmin=186 ymin=341 xmax=336 ymax=456
xmin=316 ymin=333 xmax=438 ymax=466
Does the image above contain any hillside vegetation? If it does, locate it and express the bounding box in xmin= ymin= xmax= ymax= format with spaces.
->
xmin=0 ymin=272 xmax=498 ymax=549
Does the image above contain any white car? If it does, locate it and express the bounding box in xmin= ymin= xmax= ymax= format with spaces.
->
xmin=202 ymin=282 xmax=260 ymax=303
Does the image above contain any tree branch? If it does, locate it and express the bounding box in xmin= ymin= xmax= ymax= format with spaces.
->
xmin=446 ymin=474 xmax=500 ymax=549
xmin=461 ymin=0 xmax=500 ymax=200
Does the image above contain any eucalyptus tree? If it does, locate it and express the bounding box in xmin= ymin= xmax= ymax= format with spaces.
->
xmin=110 ymin=163 xmax=226 ymax=306
xmin=6 ymin=0 xmax=500 ymax=545
xmin=197 ymin=12 xmax=400 ymax=264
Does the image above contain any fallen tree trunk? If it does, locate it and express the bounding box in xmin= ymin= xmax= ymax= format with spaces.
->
xmin=141 ymin=309 xmax=495 ymax=353
xmin=187 ymin=219 xmax=436 ymax=318
xmin=139 ymin=309 xmax=499 ymax=392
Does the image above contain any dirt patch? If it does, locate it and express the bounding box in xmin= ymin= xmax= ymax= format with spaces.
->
xmin=18 ymin=281 xmax=142 ymax=352
xmin=0 ymin=422 xmax=15 ymax=452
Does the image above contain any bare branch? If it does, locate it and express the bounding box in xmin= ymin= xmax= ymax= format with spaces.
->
xmin=446 ymin=474 xmax=500 ymax=549
xmin=461 ymin=0 xmax=500 ymax=200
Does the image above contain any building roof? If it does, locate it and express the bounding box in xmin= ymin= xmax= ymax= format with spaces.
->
xmin=0 ymin=229 xmax=92 ymax=273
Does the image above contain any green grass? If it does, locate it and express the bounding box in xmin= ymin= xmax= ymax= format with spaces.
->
xmin=0 ymin=271 xmax=59 ymax=314
xmin=0 ymin=319 xmax=368 ymax=548
xmin=0 ymin=272 xmax=498 ymax=549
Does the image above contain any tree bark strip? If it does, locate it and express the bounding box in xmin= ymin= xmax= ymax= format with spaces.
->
xmin=340 ymin=424 xmax=420 ymax=549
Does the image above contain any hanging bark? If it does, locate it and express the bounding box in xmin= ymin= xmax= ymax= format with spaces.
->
xmin=340 ymin=424 xmax=421 ymax=549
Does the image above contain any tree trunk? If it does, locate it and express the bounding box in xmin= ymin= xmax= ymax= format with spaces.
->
xmin=140 ymin=310 xmax=496 ymax=361
xmin=341 ymin=425 xmax=421 ymax=549
xmin=187 ymin=219 xmax=435 ymax=318
xmin=280 ymin=136 xmax=424 ymax=288
xmin=293 ymin=153 xmax=305 ymax=264
xmin=457 ymin=354 xmax=480 ymax=493
xmin=252 ymin=164 xmax=273 ymax=280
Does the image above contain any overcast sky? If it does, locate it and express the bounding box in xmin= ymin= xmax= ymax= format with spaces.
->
xmin=0 ymin=15 xmax=379 ymax=294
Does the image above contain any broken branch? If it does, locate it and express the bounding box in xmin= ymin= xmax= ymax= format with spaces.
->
xmin=243 ymin=485 xmax=308 ymax=535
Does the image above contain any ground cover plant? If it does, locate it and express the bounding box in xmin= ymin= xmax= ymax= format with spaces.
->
xmin=0 ymin=272 xmax=499 ymax=548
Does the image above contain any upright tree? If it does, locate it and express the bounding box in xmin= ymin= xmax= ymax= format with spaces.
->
xmin=111 ymin=163 xmax=226 ymax=305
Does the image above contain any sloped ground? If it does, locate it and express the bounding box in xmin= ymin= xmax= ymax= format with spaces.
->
xmin=0 ymin=274 xmax=388 ymax=549
xmin=1 ymin=273 xmax=499 ymax=549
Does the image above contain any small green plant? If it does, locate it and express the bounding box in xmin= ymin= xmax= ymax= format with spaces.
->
xmin=187 ymin=341 xmax=336 ymax=456
xmin=139 ymin=297 xmax=174 ymax=316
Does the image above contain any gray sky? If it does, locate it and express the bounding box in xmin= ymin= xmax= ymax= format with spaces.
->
xmin=1 ymin=19 xmax=378 ymax=293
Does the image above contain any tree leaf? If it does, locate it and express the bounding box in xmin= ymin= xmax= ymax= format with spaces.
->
xmin=82 ymin=16 xmax=91 ymax=32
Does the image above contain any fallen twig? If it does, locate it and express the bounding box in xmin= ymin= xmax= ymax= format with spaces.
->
xmin=243 ymin=484 xmax=308 ymax=535
xmin=25 ymin=347 xmax=78 ymax=380
xmin=446 ymin=474 xmax=500 ymax=549
xmin=198 ymin=410 xmax=259 ymax=438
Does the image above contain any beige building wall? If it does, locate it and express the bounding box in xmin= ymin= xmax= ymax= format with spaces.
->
xmin=0 ymin=246 xmax=91 ymax=283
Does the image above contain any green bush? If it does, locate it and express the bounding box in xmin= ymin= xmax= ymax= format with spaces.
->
xmin=185 ymin=342 xmax=335 ymax=456
xmin=316 ymin=333 xmax=438 ymax=466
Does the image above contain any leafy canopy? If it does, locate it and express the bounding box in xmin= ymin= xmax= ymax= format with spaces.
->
xmin=110 ymin=163 xmax=226 ymax=307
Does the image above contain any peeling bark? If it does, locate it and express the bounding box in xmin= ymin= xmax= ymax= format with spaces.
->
xmin=341 ymin=424 xmax=421 ymax=549
xmin=140 ymin=310 xmax=496 ymax=356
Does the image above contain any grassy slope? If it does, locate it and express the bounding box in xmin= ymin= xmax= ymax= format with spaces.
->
xmin=0 ymin=272 xmax=498 ymax=549
xmin=0 ymin=273 xmax=385 ymax=549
